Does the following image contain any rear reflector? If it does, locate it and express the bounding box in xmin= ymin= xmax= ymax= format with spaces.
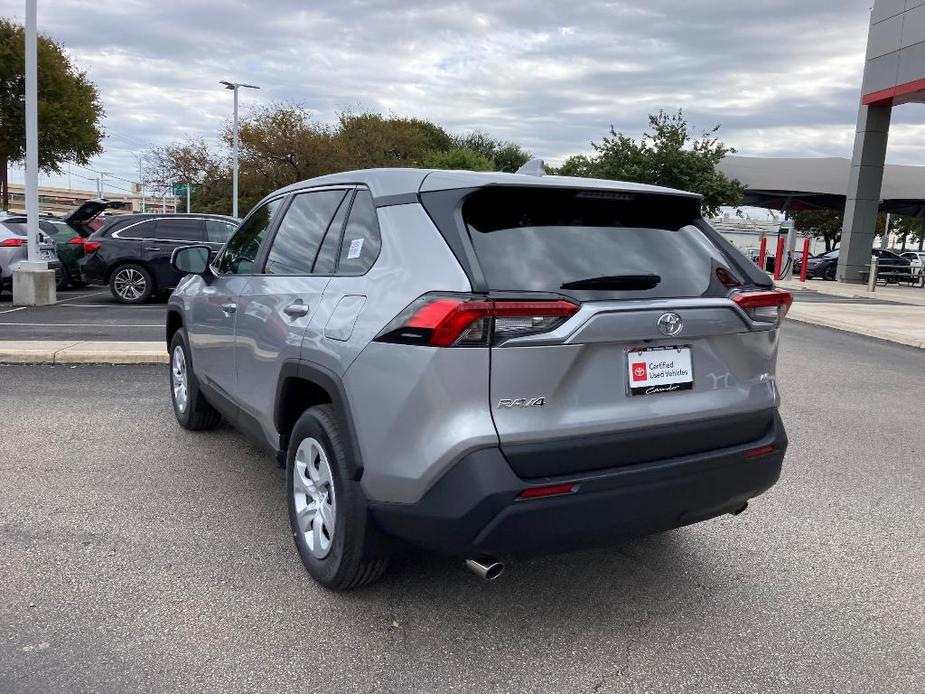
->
xmin=744 ymin=445 xmax=776 ymax=460
xmin=732 ymin=289 xmax=793 ymax=324
xmin=376 ymin=294 xmax=579 ymax=347
xmin=0 ymin=238 xmax=27 ymax=247
xmin=518 ymin=483 xmax=577 ymax=499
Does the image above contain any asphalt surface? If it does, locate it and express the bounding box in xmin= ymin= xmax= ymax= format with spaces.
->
xmin=0 ymin=286 xmax=166 ymax=341
xmin=0 ymin=282 xmax=881 ymax=344
xmin=1 ymin=322 xmax=923 ymax=693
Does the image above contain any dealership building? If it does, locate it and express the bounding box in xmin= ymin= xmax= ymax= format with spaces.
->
xmin=839 ymin=0 xmax=925 ymax=282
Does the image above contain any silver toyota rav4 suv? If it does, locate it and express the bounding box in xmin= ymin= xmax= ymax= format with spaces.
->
xmin=166 ymin=168 xmax=790 ymax=590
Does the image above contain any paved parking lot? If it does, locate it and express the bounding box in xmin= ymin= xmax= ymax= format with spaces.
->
xmin=0 ymin=286 xmax=166 ymax=341
xmin=0 ymin=283 xmax=855 ymax=344
xmin=1 ymin=321 xmax=923 ymax=693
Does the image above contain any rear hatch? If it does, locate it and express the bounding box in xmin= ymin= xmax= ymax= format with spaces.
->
xmin=64 ymin=198 xmax=109 ymax=236
xmin=459 ymin=185 xmax=786 ymax=478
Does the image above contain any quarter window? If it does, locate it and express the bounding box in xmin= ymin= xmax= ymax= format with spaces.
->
xmin=155 ymin=218 xmax=203 ymax=241
xmin=219 ymin=199 xmax=283 ymax=275
xmin=265 ymin=190 xmax=347 ymax=276
xmin=337 ymin=190 xmax=381 ymax=275
xmin=117 ymin=220 xmax=157 ymax=239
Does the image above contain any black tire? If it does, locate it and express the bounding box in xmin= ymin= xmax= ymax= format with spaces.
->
xmin=287 ymin=405 xmax=390 ymax=590
xmin=169 ymin=328 xmax=221 ymax=431
xmin=109 ymin=263 xmax=155 ymax=304
xmin=55 ymin=264 xmax=70 ymax=291
xmin=822 ymin=264 xmax=836 ymax=281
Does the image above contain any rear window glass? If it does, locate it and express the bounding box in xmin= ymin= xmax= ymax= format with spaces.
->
xmin=1 ymin=222 xmax=27 ymax=236
xmin=463 ymin=187 xmax=741 ymax=300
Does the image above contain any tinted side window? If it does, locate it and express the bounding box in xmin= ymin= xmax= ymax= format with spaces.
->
xmin=155 ymin=218 xmax=203 ymax=241
xmin=314 ymin=191 xmax=352 ymax=275
xmin=337 ymin=190 xmax=381 ymax=275
xmin=117 ymin=220 xmax=157 ymax=239
xmin=265 ymin=190 xmax=347 ymax=275
xmin=205 ymin=220 xmax=237 ymax=244
xmin=219 ymin=199 xmax=283 ymax=275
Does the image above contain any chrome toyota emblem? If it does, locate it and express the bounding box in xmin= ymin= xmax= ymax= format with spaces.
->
xmin=657 ymin=312 xmax=683 ymax=337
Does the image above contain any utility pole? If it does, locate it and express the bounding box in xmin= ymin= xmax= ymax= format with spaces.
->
xmin=186 ymin=183 xmax=191 ymax=213
xmin=13 ymin=0 xmax=55 ymax=305
xmin=220 ymin=81 xmax=260 ymax=218
xmin=138 ymin=159 xmax=146 ymax=212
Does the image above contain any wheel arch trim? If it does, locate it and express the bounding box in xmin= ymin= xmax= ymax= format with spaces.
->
xmin=275 ymin=361 xmax=365 ymax=480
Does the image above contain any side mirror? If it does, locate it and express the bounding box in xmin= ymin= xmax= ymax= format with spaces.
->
xmin=171 ymin=245 xmax=211 ymax=275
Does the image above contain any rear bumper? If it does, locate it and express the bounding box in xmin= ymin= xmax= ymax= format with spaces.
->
xmin=79 ymin=255 xmax=107 ymax=284
xmin=369 ymin=411 xmax=786 ymax=557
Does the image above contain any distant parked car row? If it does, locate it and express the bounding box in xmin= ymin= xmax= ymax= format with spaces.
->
xmin=0 ymin=200 xmax=238 ymax=303
xmin=802 ymin=248 xmax=913 ymax=282
xmin=745 ymin=244 xmax=917 ymax=283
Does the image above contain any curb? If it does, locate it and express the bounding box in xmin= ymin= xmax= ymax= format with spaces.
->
xmin=785 ymin=312 xmax=925 ymax=349
xmin=0 ymin=341 xmax=168 ymax=365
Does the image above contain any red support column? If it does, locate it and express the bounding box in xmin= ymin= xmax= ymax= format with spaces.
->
xmin=758 ymin=236 xmax=768 ymax=271
xmin=773 ymin=236 xmax=786 ymax=280
xmin=800 ymin=238 xmax=811 ymax=283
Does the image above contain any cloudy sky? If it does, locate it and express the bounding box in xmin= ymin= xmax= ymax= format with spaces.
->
xmin=3 ymin=0 xmax=924 ymax=196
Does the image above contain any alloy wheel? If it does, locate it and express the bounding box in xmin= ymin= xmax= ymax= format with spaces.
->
xmin=171 ymin=345 xmax=188 ymax=414
xmin=113 ymin=268 xmax=146 ymax=301
xmin=292 ymin=437 xmax=337 ymax=559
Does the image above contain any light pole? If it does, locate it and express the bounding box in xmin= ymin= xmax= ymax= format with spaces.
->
xmin=12 ymin=0 xmax=55 ymax=305
xmin=220 ymin=80 xmax=259 ymax=218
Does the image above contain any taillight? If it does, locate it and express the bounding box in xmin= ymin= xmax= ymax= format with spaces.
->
xmin=0 ymin=238 xmax=27 ymax=247
xmin=732 ymin=289 xmax=793 ymax=324
xmin=67 ymin=236 xmax=86 ymax=245
xmin=83 ymin=240 xmax=102 ymax=253
xmin=375 ymin=293 xmax=580 ymax=347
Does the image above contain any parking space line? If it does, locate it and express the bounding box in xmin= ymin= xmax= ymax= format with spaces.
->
xmin=0 ymin=322 xmax=162 ymax=328
xmin=55 ymin=291 xmax=109 ymax=305
xmin=0 ymin=307 xmax=27 ymax=315
xmin=58 ymin=304 xmax=165 ymax=309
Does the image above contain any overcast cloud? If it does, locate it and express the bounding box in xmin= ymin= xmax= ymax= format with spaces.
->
xmin=2 ymin=0 xmax=923 ymax=195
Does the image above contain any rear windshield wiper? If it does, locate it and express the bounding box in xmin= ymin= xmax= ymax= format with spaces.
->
xmin=560 ymin=274 xmax=661 ymax=290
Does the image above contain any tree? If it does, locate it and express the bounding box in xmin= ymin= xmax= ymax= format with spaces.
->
xmin=793 ymin=209 xmax=843 ymax=252
xmin=454 ymin=131 xmax=531 ymax=172
xmin=422 ymin=147 xmax=495 ymax=172
xmin=569 ymin=110 xmax=743 ymax=216
xmin=0 ymin=18 xmax=104 ymax=209
xmin=336 ymin=111 xmax=454 ymax=169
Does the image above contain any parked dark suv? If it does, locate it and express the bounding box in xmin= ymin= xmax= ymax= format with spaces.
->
xmin=81 ymin=213 xmax=238 ymax=303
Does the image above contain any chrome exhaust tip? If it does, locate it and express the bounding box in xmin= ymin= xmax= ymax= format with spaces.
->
xmin=465 ymin=557 xmax=505 ymax=581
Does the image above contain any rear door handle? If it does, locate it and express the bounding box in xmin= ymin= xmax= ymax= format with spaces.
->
xmin=283 ymin=301 xmax=310 ymax=318
xmin=221 ymin=303 xmax=237 ymax=314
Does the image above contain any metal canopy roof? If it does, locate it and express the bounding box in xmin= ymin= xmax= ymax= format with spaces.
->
xmin=717 ymin=156 xmax=925 ymax=217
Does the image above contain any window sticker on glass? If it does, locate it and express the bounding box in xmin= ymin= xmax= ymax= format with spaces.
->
xmin=347 ymin=238 xmax=364 ymax=259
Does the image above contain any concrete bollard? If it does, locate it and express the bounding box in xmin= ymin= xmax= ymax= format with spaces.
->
xmin=867 ymin=257 xmax=879 ymax=293
xmin=12 ymin=266 xmax=56 ymax=306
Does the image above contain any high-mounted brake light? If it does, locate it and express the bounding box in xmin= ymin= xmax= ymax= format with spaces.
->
xmin=732 ymin=289 xmax=793 ymax=324
xmin=0 ymin=238 xmax=27 ymax=247
xmin=376 ymin=294 xmax=580 ymax=347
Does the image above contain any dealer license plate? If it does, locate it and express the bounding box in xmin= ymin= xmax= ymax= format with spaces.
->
xmin=626 ymin=345 xmax=693 ymax=396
